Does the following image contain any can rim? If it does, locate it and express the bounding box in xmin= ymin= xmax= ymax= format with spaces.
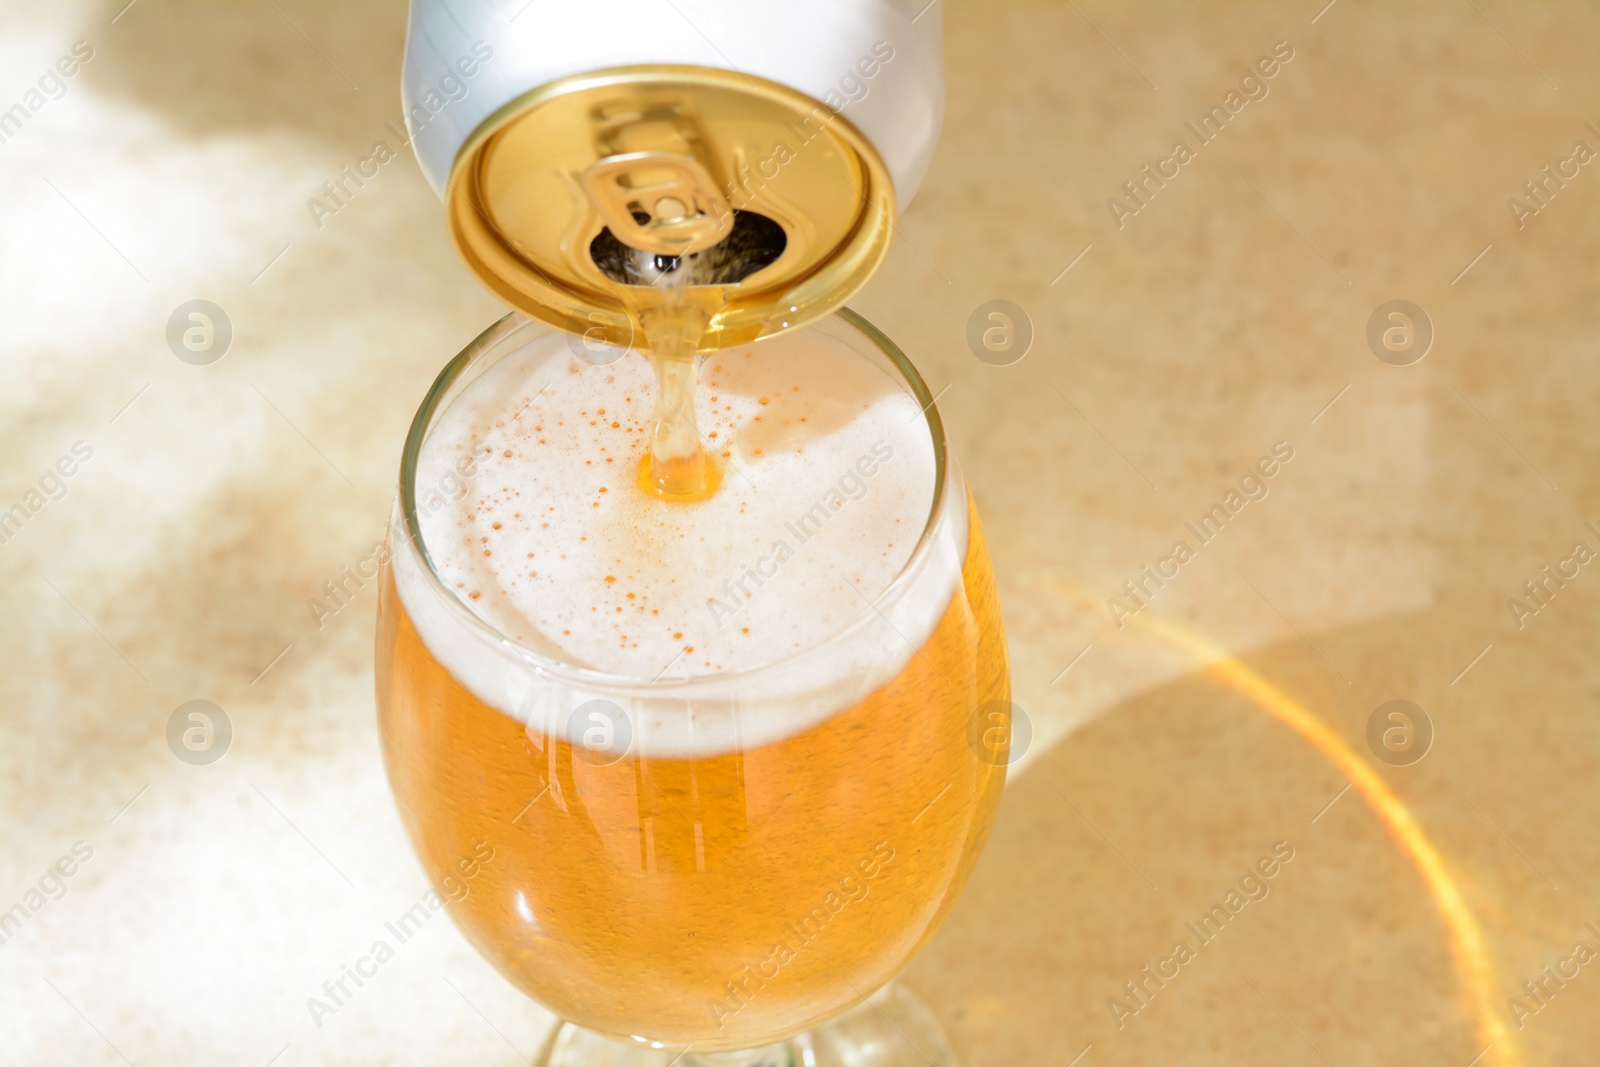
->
xmin=442 ymin=64 xmax=898 ymax=350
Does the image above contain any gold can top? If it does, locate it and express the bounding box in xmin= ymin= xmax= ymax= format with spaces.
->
xmin=445 ymin=65 xmax=896 ymax=355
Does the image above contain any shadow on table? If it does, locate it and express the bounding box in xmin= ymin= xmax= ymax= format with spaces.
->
xmin=907 ymin=615 xmax=1520 ymax=1067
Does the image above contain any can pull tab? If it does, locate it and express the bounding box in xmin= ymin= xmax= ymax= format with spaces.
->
xmin=581 ymin=151 xmax=734 ymax=257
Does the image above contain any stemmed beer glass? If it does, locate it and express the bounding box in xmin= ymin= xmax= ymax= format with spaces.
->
xmin=375 ymin=309 xmax=1010 ymax=1066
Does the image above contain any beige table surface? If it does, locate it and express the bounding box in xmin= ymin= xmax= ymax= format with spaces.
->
xmin=2 ymin=1 xmax=1597 ymax=1065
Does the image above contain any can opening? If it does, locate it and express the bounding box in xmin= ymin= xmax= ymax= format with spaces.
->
xmin=589 ymin=210 xmax=788 ymax=287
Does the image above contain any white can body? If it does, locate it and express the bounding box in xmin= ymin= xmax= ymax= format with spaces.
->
xmin=402 ymin=0 xmax=944 ymax=210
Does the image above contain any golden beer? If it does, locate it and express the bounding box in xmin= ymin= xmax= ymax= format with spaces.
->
xmin=376 ymin=499 xmax=1006 ymax=1048
xmin=375 ymin=309 xmax=1008 ymax=1056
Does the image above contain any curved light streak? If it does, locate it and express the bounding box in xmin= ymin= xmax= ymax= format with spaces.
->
xmin=1050 ymin=583 xmax=1517 ymax=1066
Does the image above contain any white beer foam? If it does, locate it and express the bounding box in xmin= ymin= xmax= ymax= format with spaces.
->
xmin=393 ymin=324 xmax=966 ymax=756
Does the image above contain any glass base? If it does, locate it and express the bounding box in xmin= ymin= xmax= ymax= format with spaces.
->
xmin=534 ymin=983 xmax=958 ymax=1067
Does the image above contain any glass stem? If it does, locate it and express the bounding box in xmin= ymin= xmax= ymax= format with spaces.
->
xmin=682 ymin=1043 xmax=793 ymax=1067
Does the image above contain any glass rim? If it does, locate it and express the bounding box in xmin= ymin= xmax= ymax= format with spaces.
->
xmin=395 ymin=306 xmax=951 ymax=693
